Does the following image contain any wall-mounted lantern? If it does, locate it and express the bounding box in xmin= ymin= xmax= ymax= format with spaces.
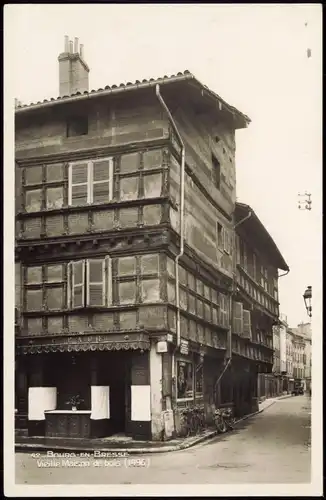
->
xmin=303 ymin=286 xmax=312 ymax=318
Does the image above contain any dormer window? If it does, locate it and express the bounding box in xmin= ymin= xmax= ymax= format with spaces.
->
xmin=67 ymin=115 xmax=88 ymax=137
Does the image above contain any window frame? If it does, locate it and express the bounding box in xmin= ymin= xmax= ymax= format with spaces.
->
xmin=176 ymin=357 xmax=195 ymax=402
xmin=68 ymin=158 xmax=114 ymax=207
xmin=67 ymin=257 xmax=113 ymax=309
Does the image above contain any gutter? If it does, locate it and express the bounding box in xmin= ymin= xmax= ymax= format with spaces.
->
xmin=155 ymin=84 xmax=185 ymax=379
xmin=15 ymin=74 xmax=195 ymax=114
xmin=278 ymin=269 xmax=290 ymax=278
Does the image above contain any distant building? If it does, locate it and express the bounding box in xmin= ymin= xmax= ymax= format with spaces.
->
xmin=286 ymin=327 xmax=295 ymax=393
xmin=233 ymin=203 xmax=289 ymax=405
xmin=290 ymin=322 xmax=312 ymax=392
xmin=271 ymin=313 xmax=288 ymax=395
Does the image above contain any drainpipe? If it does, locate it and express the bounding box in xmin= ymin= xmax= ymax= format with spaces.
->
xmin=278 ymin=269 xmax=289 ymax=278
xmin=155 ymin=85 xmax=185 ymax=381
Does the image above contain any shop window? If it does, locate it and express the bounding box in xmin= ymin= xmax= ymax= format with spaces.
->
xmin=176 ymin=359 xmax=194 ymax=400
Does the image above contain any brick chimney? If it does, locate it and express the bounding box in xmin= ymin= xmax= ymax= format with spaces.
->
xmin=58 ymin=36 xmax=89 ymax=97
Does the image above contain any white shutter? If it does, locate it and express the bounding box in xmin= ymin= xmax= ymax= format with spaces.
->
xmin=223 ymin=229 xmax=228 ymax=254
xmin=219 ymin=293 xmax=229 ymax=327
xmin=243 ymin=310 xmax=252 ymax=339
xmin=72 ymin=260 xmax=85 ymax=308
xmin=105 ymin=256 xmax=113 ymax=306
xmin=86 ymin=259 xmax=105 ymax=306
xmin=68 ymin=162 xmax=89 ymax=206
xmin=232 ymin=301 xmax=243 ymax=334
xmin=67 ymin=262 xmax=72 ymax=308
xmin=91 ymin=158 xmax=113 ymax=204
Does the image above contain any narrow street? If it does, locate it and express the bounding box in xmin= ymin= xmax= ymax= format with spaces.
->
xmin=15 ymin=396 xmax=311 ymax=485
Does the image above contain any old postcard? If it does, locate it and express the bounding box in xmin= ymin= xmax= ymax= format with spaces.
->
xmin=4 ymin=3 xmax=323 ymax=497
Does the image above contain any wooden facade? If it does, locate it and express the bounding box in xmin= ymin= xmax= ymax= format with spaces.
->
xmin=15 ymin=64 xmax=287 ymax=440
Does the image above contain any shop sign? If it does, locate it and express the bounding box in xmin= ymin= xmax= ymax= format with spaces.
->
xmin=180 ymin=340 xmax=189 ymax=355
xmin=156 ymin=341 xmax=168 ymax=353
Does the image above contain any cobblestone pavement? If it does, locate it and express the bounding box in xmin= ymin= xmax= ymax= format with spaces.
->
xmin=15 ymin=396 xmax=311 ymax=485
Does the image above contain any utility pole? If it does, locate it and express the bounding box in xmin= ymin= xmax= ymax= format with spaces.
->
xmin=298 ymin=192 xmax=312 ymax=211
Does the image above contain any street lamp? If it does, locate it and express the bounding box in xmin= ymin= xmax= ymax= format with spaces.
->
xmin=303 ymin=286 xmax=312 ymax=318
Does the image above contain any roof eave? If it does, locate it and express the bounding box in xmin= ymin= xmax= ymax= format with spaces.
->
xmin=14 ymin=72 xmax=251 ymax=127
xmin=235 ymin=202 xmax=289 ymax=272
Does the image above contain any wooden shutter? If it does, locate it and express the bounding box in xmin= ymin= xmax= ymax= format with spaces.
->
xmin=219 ymin=293 xmax=229 ymax=327
xmin=243 ymin=310 xmax=252 ymax=339
xmin=235 ymin=235 xmax=240 ymax=265
xmin=105 ymin=256 xmax=112 ymax=306
xmin=86 ymin=259 xmax=105 ymax=306
xmin=67 ymin=262 xmax=72 ymax=308
xmin=223 ymin=229 xmax=229 ymax=254
xmin=71 ymin=260 xmax=85 ymax=308
xmin=232 ymin=301 xmax=243 ymax=334
xmin=68 ymin=162 xmax=89 ymax=206
xmin=91 ymin=158 xmax=113 ymax=204
xmin=216 ymin=223 xmax=224 ymax=249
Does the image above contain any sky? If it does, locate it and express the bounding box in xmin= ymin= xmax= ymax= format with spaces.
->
xmin=5 ymin=4 xmax=322 ymax=327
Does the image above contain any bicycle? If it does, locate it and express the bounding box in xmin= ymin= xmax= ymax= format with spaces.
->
xmin=214 ymin=407 xmax=235 ymax=433
xmin=194 ymin=406 xmax=206 ymax=433
xmin=180 ymin=407 xmax=193 ymax=437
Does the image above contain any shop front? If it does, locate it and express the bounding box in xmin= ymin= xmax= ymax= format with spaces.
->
xmin=15 ymin=332 xmax=153 ymax=440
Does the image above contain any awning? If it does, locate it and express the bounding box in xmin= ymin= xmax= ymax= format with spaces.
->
xmin=16 ymin=331 xmax=150 ymax=355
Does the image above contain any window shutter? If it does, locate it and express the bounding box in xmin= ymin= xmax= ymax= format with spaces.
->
xmin=219 ymin=293 xmax=229 ymax=327
xmin=86 ymin=259 xmax=105 ymax=306
xmin=223 ymin=229 xmax=228 ymax=253
xmin=232 ymin=301 xmax=243 ymax=334
xmin=104 ymin=256 xmax=112 ymax=306
xmin=67 ymin=262 xmax=72 ymax=308
xmin=91 ymin=158 xmax=113 ymax=204
xmin=69 ymin=162 xmax=89 ymax=206
xmin=72 ymin=260 xmax=85 ymax=308
xmin=236 ymin=235 xmax=240 ymax=265
xmin=243 ymin=310 xmax=252 ymax=339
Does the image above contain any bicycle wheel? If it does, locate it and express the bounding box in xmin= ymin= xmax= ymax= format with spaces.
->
xmin=216 ymin=419 xmax=227 ymax=433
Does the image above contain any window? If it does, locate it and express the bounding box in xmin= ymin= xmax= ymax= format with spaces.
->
xmin=195 ymin=361 xmax=204 ymax=399
xmin=233 ymin=301 xmax=243 ymax=334
xmin=68 ymin=158 xmax=113 ymax=207
xmin=223 ymin=228 xmax=232 ymax=255
xmin=212 ymin=154 xmax=221 ymax=190
xmin=66 ymin=116 xmax=88 ymax=137
xmin=176 ymin=359 xmax=194 ymax=400
xmin=216 ymin=222 xmax=224 ymax=249
xmin=243 ymin=310 xmax=252 ymax=339
xmin=25 ymin=264 xmax=66 ymax=312
xmin=115 ymin=253 xmax=161 ymax=305
xmin=67 ymin=257 xmax=112 ymax=308
xmin=219 ymin=293 xmax=229 ymax=327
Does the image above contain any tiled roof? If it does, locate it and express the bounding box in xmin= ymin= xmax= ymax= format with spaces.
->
xmin=15 ymin=70 xmax=250 ymax=125
xmin=235 ymin=202 xmax=289 ymax=271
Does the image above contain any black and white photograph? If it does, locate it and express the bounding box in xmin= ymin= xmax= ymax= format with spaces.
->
xmin=4 ymin=3 xmax=322 ymax=497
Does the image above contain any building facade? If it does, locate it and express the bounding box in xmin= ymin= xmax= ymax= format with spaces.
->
xmin=285 ymin=327 xmax=295 ymax=393
xmin=15 ymin=37 xmax=289 ymax=441
xmin=233 ymin=203 xmax=289 ymax=405
xmin=290 ymin=322 xmax=312 ymax=392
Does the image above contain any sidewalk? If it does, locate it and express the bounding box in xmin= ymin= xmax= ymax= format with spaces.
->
xmin=15 ymin=394 xmax=292 ymax=455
